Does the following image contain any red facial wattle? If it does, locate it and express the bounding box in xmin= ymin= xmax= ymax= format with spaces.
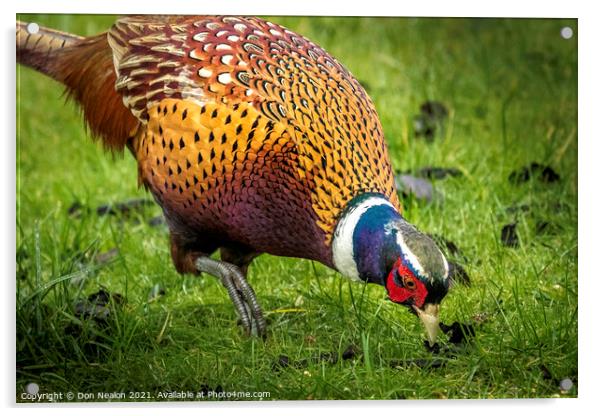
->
xmin=386 ymin=258 xmax=428 ymax=308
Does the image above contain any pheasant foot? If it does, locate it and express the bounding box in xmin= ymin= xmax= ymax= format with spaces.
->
xmin=195 ymin=257 xmax=266 ymax=337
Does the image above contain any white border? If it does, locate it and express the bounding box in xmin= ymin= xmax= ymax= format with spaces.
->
xmin=8 ymin=0 xmax=582 ymax=17
xmin=4 ymin=1 xmax=600 ymax=416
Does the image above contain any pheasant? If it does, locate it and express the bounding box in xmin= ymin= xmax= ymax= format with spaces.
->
xmin=17 ymin=16 xmax=450 ymax=343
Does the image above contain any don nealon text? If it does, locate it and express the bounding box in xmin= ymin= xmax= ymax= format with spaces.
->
xmin=20 ymin=390 xmax=271 ymax=402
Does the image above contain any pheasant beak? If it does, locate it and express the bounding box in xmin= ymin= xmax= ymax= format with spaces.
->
xmin=414 ymin=303 xmax=440 ymax=346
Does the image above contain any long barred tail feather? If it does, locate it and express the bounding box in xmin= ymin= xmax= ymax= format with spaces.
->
xmin=16 ymin=20 xmax=83 ymax=81
xmin=16 ymin=20 xmax=138 ymax=151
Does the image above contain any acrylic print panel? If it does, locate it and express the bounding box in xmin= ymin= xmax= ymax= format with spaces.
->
xmin=16 ymin=14 xmax=577 ymax=402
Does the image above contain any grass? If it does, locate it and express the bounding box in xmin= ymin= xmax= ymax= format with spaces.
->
xmin=16 ymin=15 xmax=577 ymax=401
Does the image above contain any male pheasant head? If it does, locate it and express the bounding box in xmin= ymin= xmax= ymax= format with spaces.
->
xmin=332 ymin=193 xmax=450 ymax=345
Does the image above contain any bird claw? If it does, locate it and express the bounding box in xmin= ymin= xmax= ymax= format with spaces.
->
xmin=235 ymin=301 xmax=264 ymax=338
xmin=195 ymin=257 xmax=267 ymax=338
xmin=232 ymin=284 xmax=267 ymax=339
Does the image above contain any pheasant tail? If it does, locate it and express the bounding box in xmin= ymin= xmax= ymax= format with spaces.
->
xmin=16 ymin=20 xmax=137 ymax=151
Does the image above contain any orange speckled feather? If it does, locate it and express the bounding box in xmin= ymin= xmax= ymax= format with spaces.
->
xmin=107 ymin=15 xmax=400 ymax=263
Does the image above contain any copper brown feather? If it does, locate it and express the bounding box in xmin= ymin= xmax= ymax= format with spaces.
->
xmin=17 ymin=22 xmax=138 ymax=151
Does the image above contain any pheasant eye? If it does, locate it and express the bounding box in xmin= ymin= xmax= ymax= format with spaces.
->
xmin=403 ymin=276 xmax=416 ymax=290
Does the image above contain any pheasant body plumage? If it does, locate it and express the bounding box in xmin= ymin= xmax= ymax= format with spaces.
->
xmin=137 ymin=98 xmax=328 ymax=263
xmin=18 ymin=15 xmax=449 ymax=341
xmin=106 ymin=15 xmax=399 ymax=266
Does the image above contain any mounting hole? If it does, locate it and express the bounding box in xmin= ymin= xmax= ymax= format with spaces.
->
xmin=560 ymin=26 xmax=573 ymax=39
xmin=26 ymin=22 xmax=39 ymax=35
xmin=559 ymin=378 xmax=574 ymax=392
xmin=25 ymin=382 xmax=40 ymax=395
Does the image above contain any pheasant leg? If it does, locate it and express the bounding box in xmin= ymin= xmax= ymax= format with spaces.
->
xmin=195 ymin=257 xmax=266 ymax=337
